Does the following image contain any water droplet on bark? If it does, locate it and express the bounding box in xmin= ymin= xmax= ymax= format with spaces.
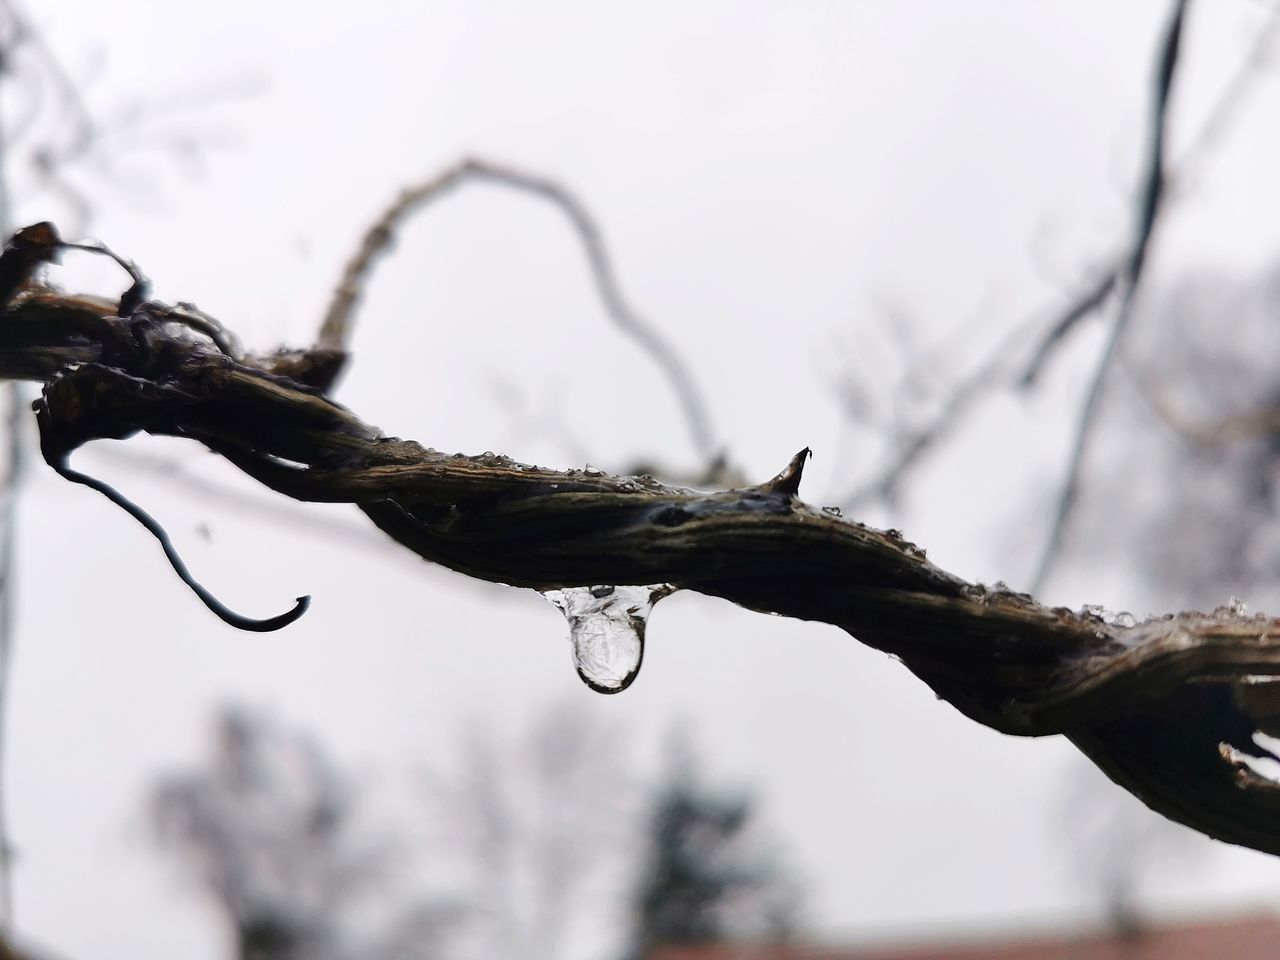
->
xmin=540 ymin=583 xmax=677 ymax=694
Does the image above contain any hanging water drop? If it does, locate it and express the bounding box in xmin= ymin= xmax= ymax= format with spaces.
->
xmin=540 ymin=583 xmax=677 ymax=694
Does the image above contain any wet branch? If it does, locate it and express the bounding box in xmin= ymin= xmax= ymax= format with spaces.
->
xmin=5 ymin=224 xmax=1280 ymax=860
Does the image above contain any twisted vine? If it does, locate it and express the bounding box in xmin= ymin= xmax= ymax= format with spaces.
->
xmin=3 ymin=222 xmax=1280 ymax=860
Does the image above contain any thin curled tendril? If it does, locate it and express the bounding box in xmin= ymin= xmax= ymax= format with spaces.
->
xmin=51 ymin=456 xmax=310 ymax=632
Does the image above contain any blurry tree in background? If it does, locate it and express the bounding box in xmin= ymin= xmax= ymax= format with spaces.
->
xmin=625 ymin=742 xmax=799 ymax=960
xmin=150 ymin=705 xmax=800 ymax=960
xmin=1094 ymin=268 xmax=1280 ymax=613
xmin=416 ymin=700 xmax=638 ymax=960
xmin=150 ymin=707 xmax=387 ymax=960
xmin=413 ymin=707 xmax=800 ymax=959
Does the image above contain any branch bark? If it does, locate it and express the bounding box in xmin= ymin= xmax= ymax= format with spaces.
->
xmin=6 ymin=224 xmax=1280 ymax=861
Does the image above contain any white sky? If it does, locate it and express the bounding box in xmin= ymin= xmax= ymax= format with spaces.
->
xmin=7 ymin=1 xmax=1280 ymax=957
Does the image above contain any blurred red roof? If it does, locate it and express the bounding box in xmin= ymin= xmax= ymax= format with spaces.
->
xmin=652 ymin=912 xmax=1280 ymax=960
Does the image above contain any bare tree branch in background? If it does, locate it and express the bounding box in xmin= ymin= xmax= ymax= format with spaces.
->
xmin=834 ymin=315 xmax=1037 ymax=511
xmin=1027 ymin=0 xmax=1188 ymax=593
xmin=1019 ymin=271 xmax=1119 ymax=389
xmin=835 ymin=0 xmax=1280 ymax=532
xmin=1021 ymin=0 xmax=1280 ymax=391
xmin=0 ymin=0 xmax=251 ymax=236
xmin=320 ymin=158 xmax=722 ymax=475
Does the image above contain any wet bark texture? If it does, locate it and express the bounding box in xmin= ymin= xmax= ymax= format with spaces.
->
xmin=5 ymin=224 xmax=1280 ymax=859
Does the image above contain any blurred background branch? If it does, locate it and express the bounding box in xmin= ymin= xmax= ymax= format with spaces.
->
xmin=321 ymin=157 xmax=723 ymax=479
xmin=1028 ymin=0 xmax=1188 ymax=594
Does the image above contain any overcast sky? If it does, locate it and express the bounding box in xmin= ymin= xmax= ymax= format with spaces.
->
xmin=8 ymin=1 xmax=1280 ymax=958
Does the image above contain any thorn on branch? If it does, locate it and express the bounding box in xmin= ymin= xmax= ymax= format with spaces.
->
xmin=760 ymin=447 xmax=810 ymax=497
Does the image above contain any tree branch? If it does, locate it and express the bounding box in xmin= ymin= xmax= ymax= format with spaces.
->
xmin=1029 ymin=0 xmax=1188 ymax=593
xmin=320 ymin=157 xmax=719 ymax=463
xmin=840 ymin=0 xmax=1276 ymax=521
xmin=5 ymin=224 xmax=1280 ymax=860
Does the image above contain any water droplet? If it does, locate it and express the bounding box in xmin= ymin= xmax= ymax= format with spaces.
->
xmin=1110 ymin=611 xmax=1137 ymax=629
xmin=584 ymin=463 xmax=604 ymax=476
xmin=821 ymin=505 xmax=843 ymax=517
xmin=540 ymin=583 xmax=676 ymax=694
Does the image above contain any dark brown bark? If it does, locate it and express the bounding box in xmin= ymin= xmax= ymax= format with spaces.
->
xmin=5 ymin=227 xmax=1280 ymax=860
